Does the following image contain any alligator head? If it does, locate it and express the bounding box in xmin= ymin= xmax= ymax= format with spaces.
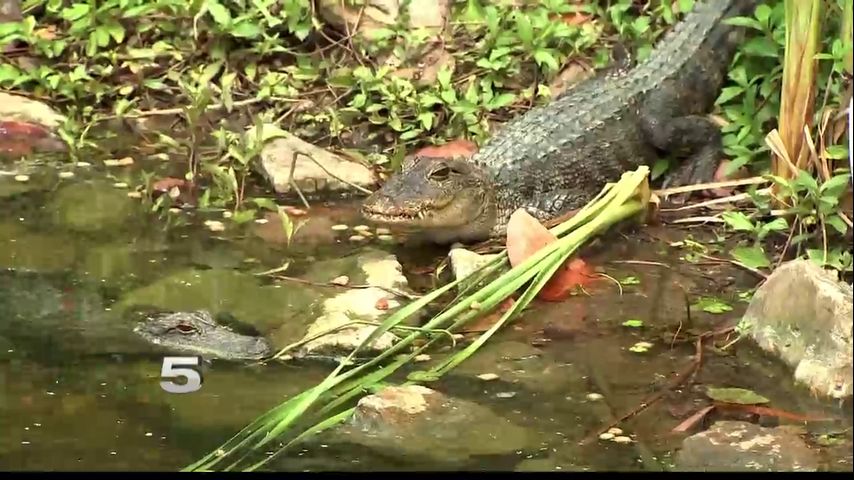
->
xmin=133 ymin=310 xmax=273 ymax=361
xmin=360 ymin=155 xmax=497 ymax=244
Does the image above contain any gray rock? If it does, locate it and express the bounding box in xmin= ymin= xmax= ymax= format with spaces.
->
xmin=448 ymin=245 xmax=502 ymax=283
xmin=256 ymin=129 xmax=375 ymax=195
xmin=742 ymin=259 xmax=853 ymax=399
xmin=317 ymin=0 xmax=449 ymax=41
xmin=675 ymin=421 xmax=819 ymax=472
xmin=0 ymin=92 xmax=68 ymax=154
xmin=336 ymin=385 xmax=536 ymax=463
xmin=0 ymin=0 xmax=21 ymax=23
xmin=294 ymin=249 xmax=410 ymax=359
xmin=0 ymin=92 xmax=64 ymax=129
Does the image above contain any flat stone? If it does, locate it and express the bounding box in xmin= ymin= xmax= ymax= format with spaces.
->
xmin=675 ymin=421 xmax=819 ymax=471
xmin=256 ymin=129 xmax=375 ymax=195
xmin=294 ymin=249 xmax=411 ymax=359
xmin=0 ymin=92 xmax=65 ymax=130
xmin=335 ymin=385 xmax=536 ymax=463
xmin=449 ymin=246 xmax=501 ymax=281
xmin=742 ymin=259 xmax=853 ymax=399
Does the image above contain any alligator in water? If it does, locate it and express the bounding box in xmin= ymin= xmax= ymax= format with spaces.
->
xmin=133 ymin=310 xmax=273 ymax=361
xmin=0 ymin=270 xmax=272 ymax=362
xmin=361 ymin=0 xmax=760 ymax=244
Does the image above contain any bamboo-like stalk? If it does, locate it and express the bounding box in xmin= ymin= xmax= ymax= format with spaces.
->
xmin=842 ymin=0 xmax=853 ymax=76
xmin=776 ymin=0 xmax=823 ymax=177
xmin=183 ymin=167 xmax=651 ymax=472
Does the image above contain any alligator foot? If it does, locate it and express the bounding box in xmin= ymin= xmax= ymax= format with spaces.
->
xmin=660 ymin=145 xmax=721 ymax=190
xmin=639 ymin=107 xmax=722 ymax=191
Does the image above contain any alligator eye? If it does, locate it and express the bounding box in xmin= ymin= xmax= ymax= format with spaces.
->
xmin=171 ymin=323 xmax=198 ymax=335
xmin=429 ymin=166 xmax=451 ymax=181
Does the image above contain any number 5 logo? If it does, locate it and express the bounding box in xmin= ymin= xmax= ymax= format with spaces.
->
xmin=160 ymin=356 xmax=203 ymax=394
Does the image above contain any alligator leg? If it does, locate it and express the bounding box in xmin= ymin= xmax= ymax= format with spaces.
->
xmin=638 ymin=96 xmax=723 ymax=189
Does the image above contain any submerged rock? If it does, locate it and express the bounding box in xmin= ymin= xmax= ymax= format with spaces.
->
xmin=257 ymin=129 xmax=375 ymax=195
xmin=742 ymin=259 xmax=853 ymax=399
xmin=0 ymin=221 xmax=77 ymax=272
xmin=46 ymin=180 xmax=139 ymax=234
xmin=292 ymin=249 xmax=410 ymax=359
xmin=335 ymin=385 xmax=535 ymax=463
xmin=116 ymin=268 xmax=324 ymax=340
xmin=675 ymin=421 xmax=819 ymax=471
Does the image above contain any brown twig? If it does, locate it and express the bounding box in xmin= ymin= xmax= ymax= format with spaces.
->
xmin=269 ymin=273 xmax=420 ymax=300
xmin=606 ymin=260 xmax=671 ymax=268
xmin=580 ymin=335 xmax=705 ymax=446
xmin=696 ymin=253 xmax=767 ymax=279
xmin=294 ymin=151 xmax=374 ymax=195
xmin=661 ymin=188 xmax=772 ymax=212
xmin=288 ymin=151 xmax=312 ymax=210
xmin=98 ymin=97 xmax=298 ymax=120
xmin=653 ymin=176 xmax=769 ymax=197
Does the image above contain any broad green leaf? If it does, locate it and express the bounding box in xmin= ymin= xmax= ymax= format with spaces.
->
xmin=207 ymin=0 xmax=232 ymax=27
xmin=61 ymin=3 xmax=91 ymax=21
xmin=514 ymin=12 xmax=533 ymax=46
xmin=250 ymin=198 xmax=279 ymax=211
xmin=794 ymin=169 xmax=819 ymax=193
xmin=230 ymin=21 xmax=262 ymax=38
xmin=417 ymin=112 xmax=434 ymax=130
xmin=651 ymin=158 xmax=670 ymax=180
xmin=622 ymin=319 xmax=644 ymax=328
xmin=706 ymin=387 xmax=769 ymax=405
xmin=825 ymin=215 xmax=849 ymax=235
xmin=721 ymin=211 xmax=755 ymax=231
xmin=730 ymin=245 xmax=770 ymax=269
xmin=692 ymin=297 xmax=733 ymax=314
xmin=486 ymin=92 xmax=516 ymax=110
xmin=819 ymin=173 xmax=851 ymax=197
xmin=763 ymin=217 xmax=789 ymax=232
xmin=533 ymin=49 xmax=560 ymax=71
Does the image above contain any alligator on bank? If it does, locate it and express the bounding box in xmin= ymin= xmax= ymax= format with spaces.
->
xmin=361 ymin=0 xmax=760 ymax=244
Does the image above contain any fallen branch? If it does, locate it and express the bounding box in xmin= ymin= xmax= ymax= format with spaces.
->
xmin=661 ymin=188 xmax=772 ymax=212
xmin=653 ymin=176 xmax=769 ymax=197
xmin=99 ymin=97 xmax=299 ymax=120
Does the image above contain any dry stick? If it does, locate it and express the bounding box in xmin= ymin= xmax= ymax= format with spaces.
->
xmin=696 ymin=253 xmax=767 ymax=279
xmin=100 ymin=97 xmax=297 ymax=120
xmin=669 ymin=215 xmax=725 ymax=224
xmin=269 ymin=273 xmax=420 ymax=300
xmin=653 ymin=176 xmax=769 ymax=197
xmin=607 ymin=260 xmax=671 ymax=268
xmin=775 ymin=217 xmax=799 ymax=270
xmin=297 ymin=151 xmax=374 ymax=195
xmin=580 ymin=338 xmax=705 ymax=447
xmin=584 ymin=360 xmax=664 ymax=472
xmin=661 ymin=187 xmax=772 ymax=212
xmin=288 ymin=151 xmax=312 ymax=210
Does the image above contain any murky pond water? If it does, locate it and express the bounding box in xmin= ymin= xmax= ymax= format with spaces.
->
xmin=1 ymin=160 xmax=852 ymax=471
